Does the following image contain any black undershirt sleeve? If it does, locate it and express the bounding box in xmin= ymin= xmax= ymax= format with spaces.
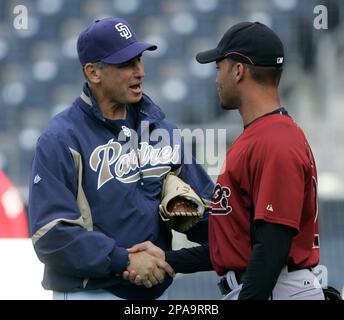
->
xmin=238 ymin=220 xmax=295 ymax=300
xmin=165 ymin=244 xmax=213 ymax=274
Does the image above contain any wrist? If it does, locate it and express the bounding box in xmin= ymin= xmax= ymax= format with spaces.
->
xmin=165 ymin=250 xmax=173 ymax=264
xmin=109 ymin=246 xmax=129 ymax=274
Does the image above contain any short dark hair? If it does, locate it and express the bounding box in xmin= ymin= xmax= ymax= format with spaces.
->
xmin=82 ymin=61 xmax=109 ymax=81
xmin=245 ymin=64 xmax=283 ymax=87
xmin=227 ymin=58 xmax=283 ymax=87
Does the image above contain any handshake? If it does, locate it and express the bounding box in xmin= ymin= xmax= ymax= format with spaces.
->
xmin=122 ymin=241 xmax=175 ymax=288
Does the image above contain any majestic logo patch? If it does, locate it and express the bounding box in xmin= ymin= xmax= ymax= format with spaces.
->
xmin=266 ymin=204 xmax=274 ymax=212
xmin=211 ymin=183 xmax=232 ymax=215
xmin=33 ymin=174 xmax=42 ymax=184
xmin=89 ymin=139 xmax=180 ymax=189
xmin=115 ymin=22 xmax=132 ymax=39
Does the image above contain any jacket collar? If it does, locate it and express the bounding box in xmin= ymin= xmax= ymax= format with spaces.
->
xmin=78 ymin=82 xmax=165 ymax=126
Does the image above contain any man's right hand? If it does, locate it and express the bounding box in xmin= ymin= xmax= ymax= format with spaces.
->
xmin=128 ymin=241 xmax=166 ymax=260
xmin=125 ymin=250 xmax=174 ymax=288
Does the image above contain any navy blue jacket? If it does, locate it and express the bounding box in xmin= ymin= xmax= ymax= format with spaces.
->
xmin=28 ymin=84 xmax=214 ymax=299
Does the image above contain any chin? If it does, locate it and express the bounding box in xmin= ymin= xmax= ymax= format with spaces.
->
xmin=126 ymin=98 xmax=139 ymax=105
xmin=130 ymin=94 xmax=142 ymax=104
xmin=220 ymin=103 xmax=238 ymax=110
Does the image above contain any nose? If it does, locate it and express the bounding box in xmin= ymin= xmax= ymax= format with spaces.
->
xmin=134 ymin=59 xmax=144 ymax=78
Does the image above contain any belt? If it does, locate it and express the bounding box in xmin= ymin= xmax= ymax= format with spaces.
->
xmin=287 ymin=264 xmax=312 ymax=272
xmin=218 ymin=266 xmax=312 ymax=295
xmin=217 ymin=271 xmax=245 ymax=295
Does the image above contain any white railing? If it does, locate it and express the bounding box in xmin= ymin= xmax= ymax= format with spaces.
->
xmin=0 ymin=239 xmax=52 ymax=300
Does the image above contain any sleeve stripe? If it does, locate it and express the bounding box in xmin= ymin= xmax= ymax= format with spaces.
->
xmin=69 ymin=147 xmax=93 ymax=231
xmin=31 ymin=148 xmax=94 ymax=242
xmin=32 ymin=216 xmax=85 ymax=245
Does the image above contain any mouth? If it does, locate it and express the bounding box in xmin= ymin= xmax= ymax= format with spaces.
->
xmin=129 ymin=83 xmax=142 ymax=95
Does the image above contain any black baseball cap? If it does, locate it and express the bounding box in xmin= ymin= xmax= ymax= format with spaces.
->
xmin=196 ymin=22 xmax=284 ymax=67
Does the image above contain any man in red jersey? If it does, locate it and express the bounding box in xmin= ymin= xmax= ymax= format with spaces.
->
xmin=124 ymin=21 xmax=325 ymax=300
xmin=195 ymin=21 xmax=324 ymax=300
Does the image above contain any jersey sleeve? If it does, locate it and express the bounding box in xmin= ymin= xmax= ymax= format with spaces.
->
xmin=28 ymin=133 xmax=128 ymax=279
xmin=251 ymin=135 xmax=306 ymax=232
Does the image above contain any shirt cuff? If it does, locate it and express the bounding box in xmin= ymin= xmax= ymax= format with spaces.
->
xmin=165 ymin=250 xmax=175 ymax=267
xmin=109 ymin=247 xmax=129 ymax=274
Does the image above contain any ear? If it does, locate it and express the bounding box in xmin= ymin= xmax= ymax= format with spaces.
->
xmin=84 ymin=63 xmax=101 ymax=84
xmin=233 ymin=63 xmax=245 ymax=83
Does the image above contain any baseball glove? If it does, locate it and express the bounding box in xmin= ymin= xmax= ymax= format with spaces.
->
xmin=159 ymin=173 xmax=209 ymax=233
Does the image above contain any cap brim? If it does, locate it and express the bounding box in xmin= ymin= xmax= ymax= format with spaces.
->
xmin=102 ymin=42 xmax=157 ymax=65
xmin=196 ymin=48 xmax=223 ymax=64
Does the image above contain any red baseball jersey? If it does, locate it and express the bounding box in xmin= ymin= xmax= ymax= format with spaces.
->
xmin=209 ymin=114 xmax=320 ymax=275
xmin=0 ymin=170 xmax=29 ymax=238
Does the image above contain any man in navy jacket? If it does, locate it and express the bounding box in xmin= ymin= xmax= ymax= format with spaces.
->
xmin=28 ymin=17 xmax=214 ymax=300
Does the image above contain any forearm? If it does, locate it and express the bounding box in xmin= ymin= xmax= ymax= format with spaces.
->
xmin=34 ymin=224 xmax=128 ymax=278
xmin=238 ymin=221 xmax=295 ymax=300
xmin=165 ymin=243 xmax=213 ymax=273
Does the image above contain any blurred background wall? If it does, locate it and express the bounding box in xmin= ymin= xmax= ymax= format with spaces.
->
xmin=0 ymin=0 xmax=343 ymax=299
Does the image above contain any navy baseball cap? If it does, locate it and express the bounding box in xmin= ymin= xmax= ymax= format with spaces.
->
xmin=77 ymin=17 xmax=157 ymax=66
xmin=196 ymin=22 xmax=284 ymax=67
